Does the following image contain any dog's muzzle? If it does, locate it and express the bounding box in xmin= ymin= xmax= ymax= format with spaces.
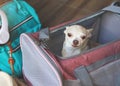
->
xmin=72 ymin=40 xmax=80 ymax=47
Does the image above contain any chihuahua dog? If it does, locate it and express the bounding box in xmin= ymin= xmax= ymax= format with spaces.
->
xmin=62 ymin=25 xmax=93 ymax=58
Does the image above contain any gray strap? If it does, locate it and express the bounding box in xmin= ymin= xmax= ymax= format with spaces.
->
xmin=102 ymin=2 xmax=120 ymax=14
xmin=74 ymin=66 xmax=93 ymax=86
xmin=63 ymin=80 xmax=82 ymax=86
xmin=39 ymin=27 xmax=50 ymax=40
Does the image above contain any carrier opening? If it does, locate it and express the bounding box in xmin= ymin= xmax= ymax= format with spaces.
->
xmin=44 ymin=11 xmax=120 ymax=58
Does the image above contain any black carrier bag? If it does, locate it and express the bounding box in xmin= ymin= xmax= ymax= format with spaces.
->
xmin=20 ymin=1 xmax=120 ymax=86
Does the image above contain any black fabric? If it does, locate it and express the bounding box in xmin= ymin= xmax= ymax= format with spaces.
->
xmin=47 ymin=29 xmax=65 ymax=56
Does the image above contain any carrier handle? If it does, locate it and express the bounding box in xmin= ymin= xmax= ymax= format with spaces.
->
xmin=0 ymin=10 xmax=10 ymax=44
xmin=14 ymin=0 xmax=21 ymax=9
xmin=14 ymin=0 xmax=28 ymax=15
xmin=74 ymin=66 xmax=94 ymax=86
xmin=102 ymin=1 xmax=120 ymax=14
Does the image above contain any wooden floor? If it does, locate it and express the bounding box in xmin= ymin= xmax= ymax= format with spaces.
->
xmin=27 ymin=0 xmax=116 ymax=27
xmin=0 ymin=0 xmax=117 ymax=27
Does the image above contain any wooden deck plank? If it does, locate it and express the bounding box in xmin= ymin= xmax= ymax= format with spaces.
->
xmin=0 ymin=0 xmax=116 ymax=27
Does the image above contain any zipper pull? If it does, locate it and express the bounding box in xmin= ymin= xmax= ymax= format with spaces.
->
xmin=8 ymin=56 xmax=15 ymax=76
xmin=8 ymin=42 xmax=15 ymax=76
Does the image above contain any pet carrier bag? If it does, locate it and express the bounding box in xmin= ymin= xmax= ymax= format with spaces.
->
xmin=21 ymin=1 xmax=120 ymax=86
xmin=0 ymin=0 xmax=41 ymax=77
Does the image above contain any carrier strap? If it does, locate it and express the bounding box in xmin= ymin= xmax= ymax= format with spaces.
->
xmin=102 ymin=1 xmax=120 ymax=14
xmin=74 ymin=66 xmax=93 ymax=86
xmin=39 ymin=27 xmax=49 ymax=40
xmin=63 ymin=80 xmax=82 ymax=86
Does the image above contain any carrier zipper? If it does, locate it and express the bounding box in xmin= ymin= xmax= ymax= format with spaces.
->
xmin=40 ymin=40 xmax=49 ymax=49
xmin=8 ymin=45 xmax=20 ymax=53
xmin=0 ymin=1 xmax=33 ymax=52
xmin=0 ymin=1 xmax=33 ymax=32
xmin=10 ymin=16 xmax=33 ymax=32
xmin=8 ymin=16 xmax=33 ymax=52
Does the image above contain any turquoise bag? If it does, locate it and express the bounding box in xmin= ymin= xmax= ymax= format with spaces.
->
xmin=0 ymin=0 xmax=41 ymax=77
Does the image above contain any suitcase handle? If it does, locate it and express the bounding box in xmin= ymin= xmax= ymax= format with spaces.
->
xmin=102 ymin=1 xmax=120 ymax=14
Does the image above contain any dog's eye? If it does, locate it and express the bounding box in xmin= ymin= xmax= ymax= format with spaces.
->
xmin=81 ymin=36 xmax=86 ymax=39
xmin=68 ymin=33 xmax=72 ymax=37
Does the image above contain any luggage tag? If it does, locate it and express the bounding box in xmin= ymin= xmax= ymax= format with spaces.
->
xmin=0 ymin=10 xmax=10 ymax=44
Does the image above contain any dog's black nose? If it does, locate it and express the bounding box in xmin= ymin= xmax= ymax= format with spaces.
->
xmin=73 ymin=40 xmax=79 ymax=45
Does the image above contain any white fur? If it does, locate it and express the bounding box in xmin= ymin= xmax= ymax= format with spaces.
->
xmin=62 ymin=25 xmax=92 ymax=58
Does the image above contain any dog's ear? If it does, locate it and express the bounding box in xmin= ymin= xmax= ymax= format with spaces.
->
xmin=87 ymin=28 xmax=93 ymax=33
xmin=87 ymin=28 xmax=93 ymax=38
xmin=64 ymin=26 xmax=69 ymax=34
xmin=66 ymin=26 xmax=70 ymax=30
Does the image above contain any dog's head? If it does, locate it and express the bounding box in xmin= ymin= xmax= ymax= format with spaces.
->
xmin=64 ymin=25 xmax=93 ymax=48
